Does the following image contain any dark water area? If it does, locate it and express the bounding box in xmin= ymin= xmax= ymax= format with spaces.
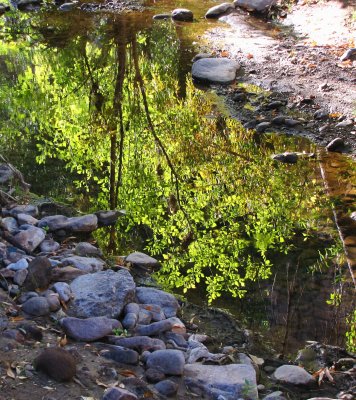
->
xmin=0 ymin=2 xmax=354 ymax=354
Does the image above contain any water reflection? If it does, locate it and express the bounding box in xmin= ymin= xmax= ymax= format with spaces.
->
xmin=0 ymin=6 xmax=354 ymax=351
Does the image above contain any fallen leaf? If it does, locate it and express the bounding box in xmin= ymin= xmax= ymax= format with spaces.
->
xmin=119 ymin=369 xmax=137 ymax=377
xmin=58 ymin=335 xmax=67 ymax=347
xmin=9 ymin=316 xmax=24 ymax=322
xmin=246 ymin=53 xmax=254 ymax=59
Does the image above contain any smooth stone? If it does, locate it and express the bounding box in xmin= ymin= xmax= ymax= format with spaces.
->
xmin=263 ymin=392 xmax=287 ymax=400
xmin=95 ymin=210 xmax=121 ymax=226
xmin=22 ymin=296 xmax=50 ymax=316
xmin=122 ymin=313 xmax=138 ymax=330
xmin=326 ymin=137 xmax=344 ymax=152
xmin=13 ymin=268 xmax=28 ymax=286
xmin=272 ymin=116 xmax=286 ymax=125
xmin=99 ymin=344 xmax=139 ymax=365
xmin=184 ymin=364 xmax=258 ymax=399
xmin=45 ymin=292 xmax=61 ymax=312
xmin=52 ymin=282 xmax=72 ymax=302
xmin=51 ymin=266 xmax=88 ymax=282
xmin=234 ymin=0 xmax=276 ymax=12
xmin=40 ymin=239 xmax=60 ymax=253
xmin=136 ymin=287 xmax=179 ymax=318
xmin=12 ymin=226 xmax=45 ymax=252
xmin=152 ymin=13 xmax=171 ymax=20
xmin=108 ymin=335 xmax=166 ymax=352
xmin=205 ymin=3 xmax=234 ymax=18
xmin=102 ymin=387 xmax=138 ymax=400
xmin=146 ymin=349 xmax=185 ymax=376
xmin=154 ymin=379 xmax=178 ymax=397
xmin=265 ymin=100 xmax=284 ymax=110
xmin=59 ymin=2 xmax=77 ymax=11
xmin=145 ymin=367 xmax=166 ymax=383
xmin=314 ymin=109 xmax=329 ymax=120
xmin=1 ymin=217 xmax=18 ymax=233
xmin=125 ymin=251 xmax=159 ymax=269
xmin=192 ymin=58 xmax=240 ymax=85
xmin=273 ymin=365 xmax=315 ymax=385
xmin=68 ymin=269 xmax=135 ymax=318
xmin=171 ymin=8 xmax=193 ymax=22
xmin=18 ymin=291 xmax=38 ymax=304
xmin=34 ymin=347 xmax=76 ymax=382
xmin=256 ymin=121 xmax=272 ymax=133
xmin=61 ymin=255 xmax=105 ymax=272
xmin=61 ymin=316 xmax=120 ymax=341
xmin=7 ymin=204 xmax=38 ymax=218
xmin=6 ymin=258 xmax=29 ymax=271
xmin=23 ymin=256 xmax=52 ymax=291
xmin=272 ymin=152 xmax=298 ymax=164
xmin=74 ymin=242 xmax=103 ymax=257
xmin=137 ymin=309 xmax=152 ymax=325
xmin=38 ymin=214 xmax=98 ymax=233
xmin=135 ymin=317 xmax=183 ymax=336
xmin=284 ymin=118 xmax=301 ymax=127
xmin=140 ymin=304 xmax=165 ymax=321
xmin=17 ymin=213 xmax=38 ymax=226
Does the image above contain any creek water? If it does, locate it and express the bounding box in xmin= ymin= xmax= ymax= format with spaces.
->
xmin=0 ymin=1 xmax=354 ymax=355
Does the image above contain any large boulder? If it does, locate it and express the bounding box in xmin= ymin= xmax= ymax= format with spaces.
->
xmin=146 ymin=349 xmax=185 ymax=375
xmin=38 ymin=214 xmax=98 ymax=233
xmin=135 ymin=287 xmax=179 ymax=318
xmin=192 ymin=58 xmax=240 ymax=85
xmin=233 ymin=0 xmax=276 ymax=12
xmin=68 ymin=269 xmax=136 ymax=318
xmin=184 ymin=364 xmax=258 ymax=399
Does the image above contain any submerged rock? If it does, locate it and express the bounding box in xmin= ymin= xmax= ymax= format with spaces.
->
xmin=192 ymin=58 xmax=240 ymax=85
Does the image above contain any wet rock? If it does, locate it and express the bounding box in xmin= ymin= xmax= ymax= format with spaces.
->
xmin=68 ymin=269 xmax=135 ymax=318
xmin=145 ymin=367 xmax=166 ymax=383
xmin=205 ymin=3 xmax=235 ymax=19
xmin=153 ymin=13 xmax=171 ymax=20
xmin=95 ymin=210 xmax=121 ymax=226
xmin=171 ymin=8 xmax=193 ymax=22
xmin=154 ymin=379 xmax=178 ymax=397
xmin=12 ymin=226 xmax=45 ymax=252
xmin=51 ymin=266 xmax=88 ymax=282
xmin=38 ymin=214 xmax=98 ymax=233
xmin=232 ymin=92 xmax=247 ymax=102
xmin=102 ymin=387 xmax=138 ymax=400
xmin=52 ymin=282 xmax=72 ymax=302
xmin=17 ymin=213 xmax=38 ymax=226
xmin=136 ymin=287 xmax=179 ymax=318
xmin=61 ymin=255 xmax=105 ymax=272
xmin=265 ymin=100 xmax=284 ymax=110
xmin=7 ymin=258 xmax=28 ymax=271
xmin=256 ymin=121 xmax=272 ymax=133
xmin=146 ymin=349 xmax=185 ymax=375
xmin=74 ymin=242 xmax=103 ymax=257
xmin=34 ymin=347 xmax=76 ymax=382
xmin=99 ymin=344 xmax=139 ymax=365
xmin=272 ymin=116 xmax=286 ymax=125
xmin=59 ymin=2 xmax=77 ymax=11
xmin=108 ymin=336 xmax=166 ymax=352
xmin=61 ymin=316 xmax=120 ymax=341
xmin=314 ymin=109 xmax=329 ymax=120
xmin=326 ymin=137 xmax=344 ymax=152
xmin=272 ymin=152 xmax=298 ymax=164
xmin=273 ymin=365 xmax=315 ymax=385
xmin=125 ymin=251 xmax=159 ymax=270
xmin=22 ymin=296 xmax=50 ymax=316
xmin=192 ymin=58 xmax=240 ymax=85
xmin=234 ymin=0 xmax=276 ymax=12
xmin=1 ymin=217 xmax=18 ymax=233
xmin=13 ymin=268 xmax=28 ymax=286
xmin=6 ymin=204 xmax=38 ymax=218
xmin=184 ymin=364 xmax=258 ymax=399
xmin=284 ymin=118 xmax=301 ymax=127
xmin=262 ymin=392 xmax=287 ymax=400
xmin=23 ymin=256 xmax=52 ymax=291
xmin=40 ymin=239 xmax=60 ymax=253
xmin=340 ymin=48 xmax=356 ymax=62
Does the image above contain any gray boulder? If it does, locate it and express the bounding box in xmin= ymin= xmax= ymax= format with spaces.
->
xmin=7 ymin=204 xmax=38 ymax=218
xmin=234 ymin=0 xmax=276 ymax=12
xmin=192 ymin=58 xmax=240 ymax=85
xmin=22 ymin=296 xmax=50 ymax=316
xmin=52 ymin=282 xmax=72 ymax=302
xmin=95 ymin=210 xmax=121 ymax=226
xmin=99 ymin=344 xmax=139 ymax=365
xmin=273 ymin=365 xmax=315 ymax=385
xmin=40 ymin=239 xmax=60 ymax=253
xmin=135 ymin=287 xmax=179 ymax=318
xmin=1 ymin=217 xmax=18 ymax=233
xmin=146 ymin=349 xmax=185 ymax=375
xmin=61 ymin=255 xmax=105 ymax=272
xmin=74 ymin=242 xmax=103 ymax=257
xmin=12 ymin=226 xmax=45 ymax=252
xmin=17 ymin=213 xmax=38 ymax=226
xmin=68 ymin=269 xmax=135 ymax=318
xmin=125 ymin=251 xmax=159 ymax=269
xmin=206 ymin=3 xmax=235 ymax=18
xmin=61 ymin=316 xmax=120 ymax=341
xmin=38 ymin=214 xmax=98 ymax=233
xmin=108 ymin=336 xmax=166 ymax=352
xmin=184 ymin=364 xmax=258 ymax=400
xmin=171 ymin=8 xmax=193 ymax=21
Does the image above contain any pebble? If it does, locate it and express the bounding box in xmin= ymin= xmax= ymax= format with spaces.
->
xmin=13 ymin=268 xmax=28 ymax=286
xmin=40 ymin=239 xmax=60 ymax=253
xmin=335 ymin=119 xmax=353 ymax=128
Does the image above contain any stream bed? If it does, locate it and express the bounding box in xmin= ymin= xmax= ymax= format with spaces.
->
xmin=0 ymin=0 xmax=355 ymax=356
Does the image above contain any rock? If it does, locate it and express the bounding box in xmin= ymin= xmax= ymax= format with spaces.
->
xmin=13 ymin=268 xmax=28 ymax=286
xmin=122 ymin=303 xmax=140 ymax=329
xmin=0 ymin=164 xmax=14 ymax=183
xmin=74 ymin=242 xmax=103 ymax=257
xmin=273 ymin=365 xmax=315 ymax=385
xmin=2 ymin=329 xmax=26 ymax=343
xmin=136 ymin=287 xmax=179 ymax=318
xmin=154 ymin=379 xmax=178 ymax=397
xmin=272 ymin=116 xmax=286 ymax=125
xmin=68 ymin=269 xmax=135 ymax=318
xmin=140 ymin=304 xmax=165 ymax=322
xmin=38 ymin=214 xmax=98 ymax=233
xmin=340 ymin=48 xmax=356 ymax=62
xmin=192 ymin=58 xmax=240 ymax=85
xmin=6 ymin=258 xmax=28 ymax=271
xmin=22 ymin=296 xmax=50 ymax=316
xmin=17 ymin=213 xmax=38 ymax=226
xmin=171 ymin=8 xmax=193 ymax=22
xmin=23 ymin=256 xmax=52 ymax=290
xmin=34 ymin=347 xmax=76 ymax=382
xmin=61 ymin=255 xmax=105 ymax=272
xmin=95 ymin=210 xmax=121 ymax=226
xmin=102 ymin=387 xmax=138 ymax=400
xmin=135 ymin=317 xmax=184 ymax=336
xmin=265 ymin=100 xmax=284 ymax=110
xmin=145 ymin=367 xmax=166 ymax=383
xmin=284 ymin=118 xmax=301 ymax=127
xmin=125 ymin=251 xmax=159 ymax=270
xmin=326 ymin=137 xmax=344 ymax=152
xmin=205 ymin=3 xmax=234 ymax=19
xmin=256 ymin=121 xmax=272 ymax=133
xmin=232 ymin=92 xmax=247 ymax=102
xmin=314 ymin=109 xmax=329 ymax=120
xmin=40 ymin=239 xmax=60 ymax=253
xmin=12 ymin=226 xmax=45 ymax=252
xmin=192 ymin=53 xmax=213 ymax=62
xmin=51 ymin=266 xmax=88 ymax=282
xmin=234 ymin=0 xmax=276 ymax=11
xmin=61 ymin=316 xmax=120 ymax=341
xmin=52 ymin=282 xmax=72 ymax=302
xmin=146 ymin=349 xmax=185 ymax=375
xmin=1 ymin=217 xmax=18 ymax=233
xmin=153 ymin=13 xmax=171 ymax=20
xmin=7 ymin=205 xmax=38 ymax=218
xmin=16 ymin=0 xmax=42 ymax=10
xmin=17 ymin=323 xmax=43 ymax=341
xmin=262 ymin=392 xmax=287 ymax=400
xmin=59 ymin=2 xmax=77 ymax=11
xmin=107 ymin=336 xmax=166 ymax=352
xmin=184 ymin=364 xmax=258 ymax=399
xmin=44 ymin=292 xmax=61 ymax=311
xmin=18 ymin=291 xmax=38 ymax=304
xmin=272 ymin=152 xmax=298 ymax=164
xmin=99 ymin=344 xmax=139 ymax=365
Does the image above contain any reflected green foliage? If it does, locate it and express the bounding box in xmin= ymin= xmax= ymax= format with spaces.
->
xmin=0 ymin=10 xmax=329 ymax=302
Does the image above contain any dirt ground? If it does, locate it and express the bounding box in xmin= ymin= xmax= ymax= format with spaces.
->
xmin=204 ymin=0 xmax=356 ymax=154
